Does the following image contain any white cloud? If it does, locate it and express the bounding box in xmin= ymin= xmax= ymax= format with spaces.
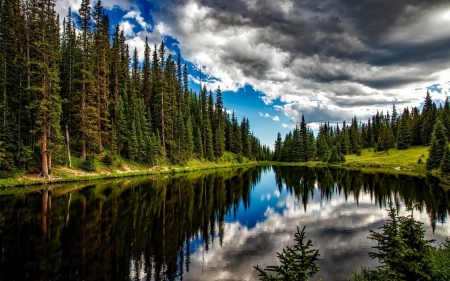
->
xmin=123 ymin=11 xmax=148 ymax=30
xmin=119 ymin=20 xmax=135 ymax=37
xmin=281 ymin=123 xmax=292 ymax=129
xmin=260 ymin=112 xmax=281 ymax=122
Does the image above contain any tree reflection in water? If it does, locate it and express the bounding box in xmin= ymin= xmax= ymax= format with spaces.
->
xmin=0 ymin=166 xmax=448 ymax=281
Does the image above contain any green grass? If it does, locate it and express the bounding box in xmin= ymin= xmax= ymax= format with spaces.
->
xmin=268 ymin=146 xmax=431 ymax=177
xmin=344 ymin=146 xmax=429 ymax=172
xmin=0 ymin=146 xmax=436 ymax=189
xmin=0 ymin=150 xmax=257 ymax=188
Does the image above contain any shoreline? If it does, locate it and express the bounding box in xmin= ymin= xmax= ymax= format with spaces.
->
xmin=0 ymin=161 xmax=260 ymax=189
xmin=1 ymin=146 xmax=444 ymax=189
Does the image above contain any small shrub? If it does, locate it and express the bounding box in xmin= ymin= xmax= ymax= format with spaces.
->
xmin=79 ymin=156 xmax=96 ymax=172
xmin=236 ymin=154 xmax=243 ymax=164
xmin=418 ymin=158 xmax=423 ymax=164
xmin=102 ymin=154 xmax=114 ymax=166
xmin=356 ymin=148 xmax=362 ymax=156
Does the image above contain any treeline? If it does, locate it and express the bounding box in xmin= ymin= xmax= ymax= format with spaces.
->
xmin=0 ymin=0 xmax=271 ymax=177
xmin=273 ymin=92 xmax=450 ymax=169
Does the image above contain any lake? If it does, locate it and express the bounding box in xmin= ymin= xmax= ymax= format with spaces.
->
xmin=0 ymin=166 xmax=449 ymax=280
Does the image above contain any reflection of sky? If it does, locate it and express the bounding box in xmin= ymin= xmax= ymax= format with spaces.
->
xmin=181 ymin=168 xmax=450 ymax=281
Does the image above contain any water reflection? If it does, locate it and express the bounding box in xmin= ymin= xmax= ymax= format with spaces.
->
xmin=0 ymin=166 xmax=449 ymax=281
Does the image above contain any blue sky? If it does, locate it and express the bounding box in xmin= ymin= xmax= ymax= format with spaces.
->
xmin=56 ymin=0 xmax=450 ymax=147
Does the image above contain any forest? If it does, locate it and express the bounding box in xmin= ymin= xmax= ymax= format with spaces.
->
xmin=273 ymin=92 xmax=450 ymax=173
xmin=0 ymin=0 xmax=272 ymax=178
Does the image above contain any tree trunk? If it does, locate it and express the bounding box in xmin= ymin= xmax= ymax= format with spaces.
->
xmin=41 ymin=80 xmax=48 ymax=178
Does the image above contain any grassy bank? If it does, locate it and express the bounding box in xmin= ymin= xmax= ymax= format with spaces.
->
xmin=0 ymin=146 xmax=436 ymax=189
xmin=271 ymin=146 xmax=430 ymax=177
xmin=0 ymin=151 xmax=257 ymax=188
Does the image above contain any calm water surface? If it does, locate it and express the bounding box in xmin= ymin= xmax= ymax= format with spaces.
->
xmin=1 ymin=166 xmax=449 ymax=281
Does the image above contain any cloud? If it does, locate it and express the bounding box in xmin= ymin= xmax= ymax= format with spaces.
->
xmin=281 ymin=123 xmax=293 ymax=129
xmin=55 ymin=0 xmax=136 ymax=19
xmin=148 ymin=0 xmax=450 ymax=125
xmin=123 ymin=11 xmax=148 ymax=30
xmin=259 ymin=112 xmax=280 ymax=122
xmin=119 ymin=20 xmax=135 ymax=37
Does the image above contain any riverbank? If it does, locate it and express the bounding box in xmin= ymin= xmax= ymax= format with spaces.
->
xmin=0 ymin=151 xmax=257 ymax=188
xmin=271 ymin=146 xmax=431 ymax=177
xmin=0 ymin=146 xmax=437 ymax=189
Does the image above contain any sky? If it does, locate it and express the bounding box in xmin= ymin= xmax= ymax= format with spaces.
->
xmin=55 ymin=0 xmax=450 ymax=148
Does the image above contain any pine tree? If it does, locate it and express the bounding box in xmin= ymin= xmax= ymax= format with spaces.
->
xmin=194 ymin=127 xmax=203 ymax=158
xmin=316 ymin=124 xmax=329 ymax=161
xmin=443 ymin=97 xmax=450 ymax=140
xmin=299 ymin=115 xmax=308 ymax=161
xmin=214 ymin=87 xmax=225 ymax=157
xmin=307 ymin=130 xmax=316 ymax=161
xmin=421 ymin=92 xmax=436 ymax=145
xmin=77 ymin=0 xmax=98 ymax=158
xmin=396 ymin=117 xmax=411 ymax=150
xmin=273 ymin=132 xmax=282 ymax=161
xmin=368 ymin=203 xmax=437 ymax=280
xmin=426 ymin=119 xmax=447 ymax=171
xmin=441 ymin=145 xmax=450 ymax=173
xmin=93 ymin=0 xmax=110 ymax=151
xmin=254 ymin=226 xmax=320 ymax=281
xmin=391 ymin=104 xmax=398 ymax=141
xmin=28 ymin=0 xmax=63 ymax=176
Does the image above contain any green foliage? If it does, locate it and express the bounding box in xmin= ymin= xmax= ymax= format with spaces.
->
xmin=441 ymin=145 xmax=450 ymax=173
xmin=79 ymin=156 xmax=96 ymax=172
xmin=328 ymin=144 xmax=346 ymax=164
xmin=427 ymin=119 xmax=447 ymax=171
xmin=102 ymin=154 xmax=114 ymax=167
xmin=430 ymin=238 xmax=450 ymax=280
xmin=396 ymin=118 xmax=411 ymax=150
xmin=254 ymin=226 xmax=320 ymax=281
xmin=361 ymin=203 xmax=440 ymax=280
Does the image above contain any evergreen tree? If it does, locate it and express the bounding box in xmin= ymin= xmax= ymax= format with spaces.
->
xmin=77 ymin=0 xmax=98 ymax=158
xmin=377 ymin=122 xmax=394 ymax=154
xmin=254 ymin=226 xmax=320 ymax=281
xmin=441 ymin=145 xmax=450 ymax=173
xmin=299 ymin=115 xmax=308 ymax=161
xmin=396 ymin=117 xmax=411 ymax=150
xmin=214 ymin=87 xmax=225 ymax=157
xmin=316 ymin=125 xmax=330 ymax=161
xmin=391 ymin=104 xmax=398 ymax=141
xmin=421 ymin=92 xmax=436 ymax=145
xmin=427 ymin=119 xmax=447 ymax=170
xmin=368 ymin=203 xmax=438 ymax=280
xmin=307 ymin=130 xmax=316 ymax=161
xmin=443 ymin=97 xmax=450 ymax=140
xmin=29 ymin=0 xmax=63 ymax=176
xmin=93 ymin=0 xmax=110 ymax=151
xmin=411 ymin=107 xmax=423 ymax=146
xmin=273 ymin=132 xmax=282 ymax=161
